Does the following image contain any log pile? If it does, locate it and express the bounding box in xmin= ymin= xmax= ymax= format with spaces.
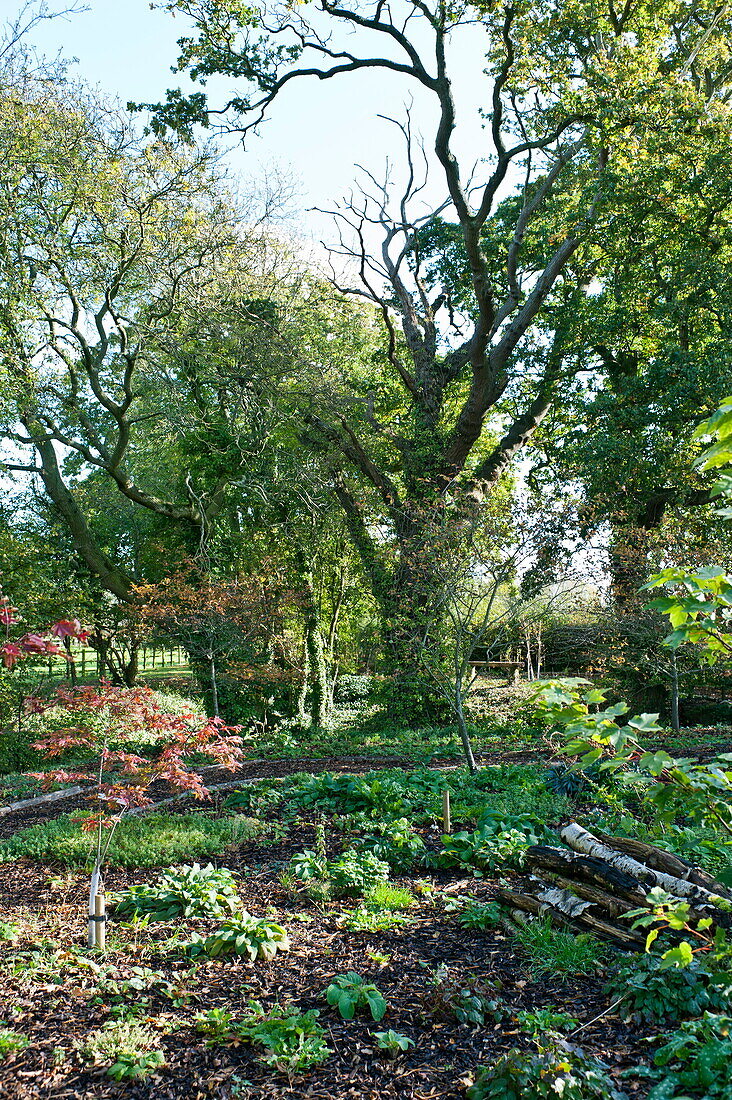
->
xmin=497 ymin=823 xmax=732 ymax=949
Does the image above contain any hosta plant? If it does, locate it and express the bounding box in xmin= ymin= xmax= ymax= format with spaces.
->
xmin=114 ymin=864 xmax=239 ymax=921
xmin=188 ymin=913 xmax=289 ymax=962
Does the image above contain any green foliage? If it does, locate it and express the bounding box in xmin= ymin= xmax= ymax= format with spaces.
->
xmin=372 ymin=1029 xmax=414 ymax=1055
xmin=107 ymin=1050 xmax=166 ymax=1081
xmin=194 ymin=1001 xmax=331 ymax=1073
xmin=187 ymin=913 xmax=289 ymax=962
xmin=355 ymin=817 xmax=426 ymax=870
xmin=339 ymin=906 xmax=408 ymax=932
xmin=238 ymin=1002 xmax=332 ymax=1075
xmin=330 ymin=849 xmax=390 ymax=895
xmin=364 ymin=882 xmax=414 ymax=911
xmin=288 ymin=846 xmax=389 ymax=899
xmin=114 ymin=863 xmax=239 ymax=921
xmin=642 ymin=1013 xmax=732 ymax=1099
xmin=606 ymin=954 xmax=731 ymax=1025
xmin=515 ymin=1008 xmax=579 ymax=1036
xmin=94 ymin=966 xmax=194 ymax=1013
xmin=0 ymin=921 xmax=19 ymax=943
xmin=424 ymin=965 xmax=505 ymax=1027
xmin=456 ymin=900 xmax=502 ymax=931
xmin=0 ymin=1026 xmax=28 ymax=1058
xmin=223 ymin=781 xmax=283 ymax=817
xmin=515 ymin=918 xmax=605 ymax=978
xmin=76 ymin=1020 xmax=165 ymax=1080
xmin=193 ymin=1008 xmax=235 ymax=1045
xmin=0 ymin=812 xmax=233 ymax=867
xmin=325 ymin=972 xmax=387 ymax=1021
xmin=532 ymin=678 xmax=732 ymax=838
xmin=339 ymin=881 xmax=414 ymax=931
xmin=468 ymin=1040 xmax=628 ymax=1100
xmin=287 ymin=772 xmax=406 ymax=817
xmin=426 ymin=813 xmax=543 ymax=875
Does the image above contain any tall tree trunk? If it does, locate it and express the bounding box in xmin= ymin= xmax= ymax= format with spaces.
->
xmin=296 ymin=645 xmax=310 ymax=725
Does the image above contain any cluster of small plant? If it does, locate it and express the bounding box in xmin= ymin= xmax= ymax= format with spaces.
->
xmin=606 ymin=953 xmax=732 ymax=1025
xmin=468 ymin=1038 xmax=628 ymax=1100
xmin=0 ymin=1024 xmax=28 ymax=1058
xmin=353 ymin=817 xmax=426 ymax=870
xmin=423 ymin=964 xmax=506 ymax=1027
xmin=195 ymin=1002 xmax=332 ymax=1076
xmin=633 ymin=1012 xmax=732 ymax=1098
xmin=114 ymin=863 xmax=240 ymax=920
xmin=287 ymin=846 xmax=390 ymax=899
xmin=76 ymin=1019 xmax=166 ymax=1081
xmin=339 ymin=882 xmax=415 ymax=932
xmin=186 ymin=913 xmax=290 ymax=962
xmin=93 ymin=965 xmax=195 ymax=1014
xmin=515 ymin=918 xmax=607 ymax=978
xmin=426 ymin=811 xmax=545 ymax=875
xmin=371 ymin=1029 xmax=415 ymax=1056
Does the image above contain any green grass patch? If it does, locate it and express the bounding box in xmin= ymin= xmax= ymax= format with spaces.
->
xmin=0 ymin=812 xmax=233 ymax=868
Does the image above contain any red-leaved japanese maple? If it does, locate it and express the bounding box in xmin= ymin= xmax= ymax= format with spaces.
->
xmin=30 ymin=682 xmax=244 ymax=943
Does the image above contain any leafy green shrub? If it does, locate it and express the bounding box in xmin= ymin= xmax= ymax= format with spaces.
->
xmin=468 ymin=1040 xmax=627 ymax=1100
xmin=194 ymin=1008 xmax=235 ymax=1045
xmin=516 ymin=1008 xmax=579 ymax=1036
xmin=288 ymin=847 xmax=389 ymax=898
xmin=114 ymin=864 xmax=239 ymax=921
xmin=330 ymin=849 xmax=390 ymax=895
xmin=544 ymin=763 xmax=601 ymax=798
xmin=325 ymin=973 xmax=387 ymax=1021
xmin=0 ymin=812 xmax=233 ymax=867
xmin=334 ymin=675 xmax=373 ymax=706
xmin=194 ymin=1001 xmax=331 ymax=1074
xmin=223 ymin=781 xmax=283 ymax=817
xmin=289 ymin=772 xmax=406 ymax=817
xmin=515 ymin=918 xmax=605 ymax=978
xmin=606 ymin=954 xmax=731 ymax=1024
xmin=641 ymin=1012 xmax=732 ymax=1099
xmin=187 ymin=914 xmax=289 ymax=962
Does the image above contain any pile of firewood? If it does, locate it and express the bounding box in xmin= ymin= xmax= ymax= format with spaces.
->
xmin=497 ymin=823 xmax=732 ymax=949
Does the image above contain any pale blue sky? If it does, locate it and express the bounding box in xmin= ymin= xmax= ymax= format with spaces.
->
xmin=16 ymin=0 xmax=491 ymax=229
